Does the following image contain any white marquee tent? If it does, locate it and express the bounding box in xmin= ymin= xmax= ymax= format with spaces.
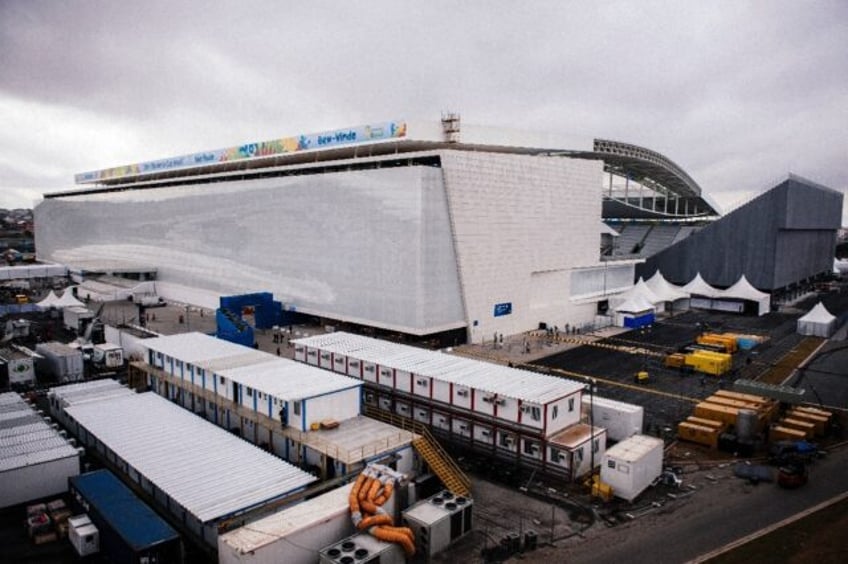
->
xmin=797 ymin=302 xmax=837 ymax=337
xmin=36 ymin=290 xmax=61 ymax=309
xmin=645 ymin=271 xmax=690 ymax=313
xmin=719 ymin=275 xmax=771 ymax=316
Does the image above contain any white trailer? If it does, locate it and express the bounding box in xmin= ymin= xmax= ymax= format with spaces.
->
xmin=600 ymin=434 xmax=664 ymax=502
xmin=582 ymin=395 xmax=644 ymax=443
xmin=36 ymin=342 xmax=85 ymax=382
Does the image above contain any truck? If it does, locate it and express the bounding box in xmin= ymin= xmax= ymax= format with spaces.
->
xmin=93 ymin=343 xmax=124 ymax=369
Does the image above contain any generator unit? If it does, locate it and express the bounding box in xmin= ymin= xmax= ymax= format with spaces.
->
xmin=401 ymin=490 xmax=473 ymax=558
xmin=319 ymin=532 xmax=405 ymax=564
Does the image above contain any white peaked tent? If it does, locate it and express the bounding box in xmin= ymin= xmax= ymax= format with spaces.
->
xmin=797 ymin=302 xmax=837 ymax=337
xmin=613 ymin=294 xmax=656 ymax=328
xmin=36 ymin=290 xmax=61 ymax=309
xmin=719 ymin=275 xmax=771 ymax=316
xmin=53 ymin=288 xmax=86 ymax=309
xmin=610 ymin=278 xmax=664 ymax=311
xmin=682 ymin=273 xmax=722 ymax=298
xmin=646 ymin=271 xmax=690 ymax=312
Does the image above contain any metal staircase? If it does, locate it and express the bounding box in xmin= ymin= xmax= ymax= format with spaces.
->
xmin=364 ymin=405 xmax=471 ymax=496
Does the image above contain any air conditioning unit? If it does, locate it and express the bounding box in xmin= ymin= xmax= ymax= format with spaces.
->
xmin=456 ymin=389 xmax=469 ymax=397
xmin=521 ymin=405 xmax=532 ymax=413
xmin=529 ymin=444 xmax=540 ymax=453
xmin=495 ymin=398 xmax=507 ymax=406
xmin=480 ymin=429 xmax=491 ymax=437
xmin=402 ymin=491 xmax=474 ymax=558
xmin=416 ymin=378 xmax=428 ymax=386
xmin=319 ymin=532 xmax=404 ymax=564
xmin=458 ymin=424 xmax=469 ymax=431
xmin=503 ymin=436 xmax=515 ymax=447
xmin=558 ymin=452 xmax=568 ymax=462
xmin=482 ymin=395 xmax=494 ymax=403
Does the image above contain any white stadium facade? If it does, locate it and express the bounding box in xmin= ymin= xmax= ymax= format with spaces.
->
xmin=36 ymin=116 xmax=720 ymax=343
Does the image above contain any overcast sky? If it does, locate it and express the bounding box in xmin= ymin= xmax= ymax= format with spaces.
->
xmin=1 ymin=1 xmax=846 ymax=221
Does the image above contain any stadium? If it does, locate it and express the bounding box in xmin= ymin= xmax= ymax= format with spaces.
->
xmin=35 ymin=116 xmax=841 ymax=343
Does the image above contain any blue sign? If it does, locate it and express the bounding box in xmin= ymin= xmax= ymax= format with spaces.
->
xmin=493 ymin=302 xmax=512 ymax=317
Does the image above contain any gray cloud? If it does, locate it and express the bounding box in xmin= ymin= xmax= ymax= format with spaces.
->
xmin=2 ymin=0 xmax=847 ymax=221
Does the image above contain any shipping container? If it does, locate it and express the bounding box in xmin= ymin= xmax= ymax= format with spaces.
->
xmin=582 ymin=395 xmax=643 ymax=442
xmin=69 ymin=470 xmax=183 ymax=564
xmin=683 ymin=350 xmax=732 ymax=376
xmin=600 ymin=435 xmax=664 ymax=502
xmin=697 ymin=333 xmax=738 ymax=353
xmin=36 ymin=342 xmax=84 ymax=382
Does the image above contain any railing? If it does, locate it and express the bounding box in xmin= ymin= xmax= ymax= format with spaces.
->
xmin=132 ymin=362 xmax=415 ymax=464
xmin=363 ymin=405 xmax=471 ymax=494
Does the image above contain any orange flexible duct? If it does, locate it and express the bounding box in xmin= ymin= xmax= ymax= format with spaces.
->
xmin=357 ymin=513 xmax=393 ymax=530
xmin=367 ymin=477 xmax=383 ymax=502
xmin=373 ymin=481 xmax=394 ymax=506
xmin=359 ymin=497 xmax=379 ymax=515
xmin=372 ymin=525 xmax=416 ymax=556
xmin=358 ymin=477 xmax=374 ymax=502
xmin=349 ymin=473 xmax=367 ymax=514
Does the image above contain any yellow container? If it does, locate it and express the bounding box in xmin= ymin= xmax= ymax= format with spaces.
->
xmin=686 ymin=416 xmax=726 ymax=432
xmin=770 ymin=425 xmax=806 ymax=442
xmin=786 ymin=410 xmax=828 ymax=436
xmin=684 ymin=351 xmax=732 ymax=375
xmin=712 ymin=390 xmax=769 ymax=405
xmin=779 ymin=418 xmax=815 ymax=439
xmin=677 ymin=422 xmax=719 ymax=448
xmin=697 ymin=334 xmax=738 ymax=353
xmin=694 ymin=402 xmax=739 ymax=427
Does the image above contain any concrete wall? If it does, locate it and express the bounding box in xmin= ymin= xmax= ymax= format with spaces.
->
xmin=440 ymin=152 xmax=605 ymax=342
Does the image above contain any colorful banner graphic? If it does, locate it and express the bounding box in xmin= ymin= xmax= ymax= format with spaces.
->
xmin=75 ymin=120 xmax=407 ymax=184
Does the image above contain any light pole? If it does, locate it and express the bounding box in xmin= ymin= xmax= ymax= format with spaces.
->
xmin=587 ymin=377 xmax=596 ymax=484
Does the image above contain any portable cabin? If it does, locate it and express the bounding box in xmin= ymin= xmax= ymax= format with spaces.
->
xmin=600 ymin=435 xmax=664 ymax=502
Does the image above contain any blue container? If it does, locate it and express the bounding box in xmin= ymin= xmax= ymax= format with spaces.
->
xmin=69 ymin=470 xmax=182 ymax=563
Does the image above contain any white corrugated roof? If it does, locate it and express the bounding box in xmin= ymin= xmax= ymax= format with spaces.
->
xmin=144 ymin=333 xmax=361 ymax=401
xmin=294 ymin=332 xmax=584 ymax=404
xmin=604 ymin=434 xmax=663 ymax=462
xmin=220 ymin=483 xmax=353 ymax=554
xmin=143 ymin=332 xmax=264 ymax=365
xmin=49 ymin=379 xmax=135 ymax=407
xmin=65 ymin=392 xmax=317 ymax=523
xmin=218 ymin=359 xmax=361 ymax=401
xmin=0 ymin=392 xmax=79 ymax=473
